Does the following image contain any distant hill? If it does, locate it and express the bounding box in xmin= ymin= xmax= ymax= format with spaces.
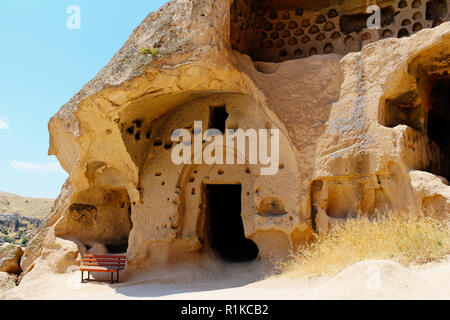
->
xmin=0 ymin=192 xmax=54 ymax=246
xmin=0 ymin=191 xmax=54 ymax=219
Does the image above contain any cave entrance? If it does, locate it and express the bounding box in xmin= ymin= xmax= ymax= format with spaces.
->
xmin=206 ymin=184 xmax=259 ymax=262
xmin=427 ymin=76 xmax=450 ymax=180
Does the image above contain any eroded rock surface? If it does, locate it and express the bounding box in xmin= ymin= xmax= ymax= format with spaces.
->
xmin=20 ymin=0 xmax=450 ymax=277
xmin=0 ymin=243 xmax=23 ymax=275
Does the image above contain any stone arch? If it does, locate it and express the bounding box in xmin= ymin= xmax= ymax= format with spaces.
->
xmin=124 ymin=92 xmax=301 ymax=267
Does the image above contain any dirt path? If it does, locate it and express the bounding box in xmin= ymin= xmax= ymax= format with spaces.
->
xmin=2 ymin=259 xmax=449 ymax=300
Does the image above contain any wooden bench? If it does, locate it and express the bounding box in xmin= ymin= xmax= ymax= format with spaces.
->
xmin=79 ymin=254 xmax=126 ymax=284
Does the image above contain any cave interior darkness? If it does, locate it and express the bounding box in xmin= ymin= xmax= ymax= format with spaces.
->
xmin=427 ymin=76 xmax=450 ymax=180
xmin=206 ymin=184 xmax=259 ymax=262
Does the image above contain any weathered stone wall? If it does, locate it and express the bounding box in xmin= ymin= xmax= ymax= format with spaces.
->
xmin=231 ymin=0 xmax=450 ymax=62
xmin=16 ymin=0 xmax=450 ymax=278
xmin=123 ymin=93 xmax=300 ymax=267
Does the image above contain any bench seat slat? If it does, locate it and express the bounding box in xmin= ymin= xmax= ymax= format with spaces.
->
xmin=83 ymin=259 xmax=125 ymax=263
xmin=82 ymin=263 xmax=125 ymax=267
xmin=84 ymin=255 xmax=126 ymax=259
xmin=79 ymin=266 xmax=124 ymax=272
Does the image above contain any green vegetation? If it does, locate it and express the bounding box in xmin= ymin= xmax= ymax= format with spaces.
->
xmin=140 ymin=47 xmax=158 ymax=57
xmin=21 ymin=237 xmax=29 ymax=246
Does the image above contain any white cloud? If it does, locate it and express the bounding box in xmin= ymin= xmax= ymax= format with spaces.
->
xmin=0 ymin=116 xmax=9 ymax=130
xmin=10 ymin=160 xmax=66 ymax=174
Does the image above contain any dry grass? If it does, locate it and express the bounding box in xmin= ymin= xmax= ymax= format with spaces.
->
xmin=278 ymin=208 xmax=449 ymax=278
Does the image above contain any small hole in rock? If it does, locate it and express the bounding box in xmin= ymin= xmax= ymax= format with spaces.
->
xmin=295 ymin=28 xmax=304 ymax=36
xmin=382 ymin=29 xmax=393 ymax=37
xmin=301 ymin=19 xmax=311 ymax=27
xmin=413 ymin=11 xmax=422 ymax=19
xmin=309 ymin=25 xmax=320 ymax=34
xmin=126 ymin=126 xmax=134 ymax=134
xmin=309 ymin=47 xmax=318 ymax=55
xmin=331 ymin=31 xmax=341 ymax=39
xmin=413 ymin=22 xmax=423 ymax=31
xmin=402 ymin=19 xmax=411 ymax=25
xmin=399 ymin=0 xmax=408 ymax=8
xmin=328 ymin=9 xmax=339 ymax=18
xmin=135 ymin=131 xmax=141 ymax=141
xmin=398 ymin=28 xmax=409 ymax=38
xmin=344 ymin=35 xmax=354 ymax=45
xmin=432 ymin=19 xmax=443 ymax=27
xmin=275 ymin=22 xmax=285 ymax=31
xmin=281 ymin=30 xmax=291 ymax=38
xmin=301 ymin=35 xmax=311 ymax=43
xmin=315 ymin=33 xmax=325 ymax=41
xmin=412 ymin=0 xmax=422 ymax=8
xmin=316 ymin=15 xmax=326 ymax=24
xmin=133 ymin=119 xmax=143 ymax=128
xmin=323 ymin=21 xmax=336 ymax=31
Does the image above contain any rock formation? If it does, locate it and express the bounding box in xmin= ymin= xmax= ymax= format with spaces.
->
xmin=19 ymin=0 xmax=450 ymax=278
xmin=0 ymin=243 xmax=23 ymax=275
xmin=0 ymin=272 xmax=18 ymax=292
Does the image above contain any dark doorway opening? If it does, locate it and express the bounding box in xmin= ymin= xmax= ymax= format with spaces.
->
xmin=209 ymin=106 xmax=229 ymax=134
xmin=206 ymin=184 xmax=259 ymax=262
xmin=427 ymin=77 xmax=450 ymax=180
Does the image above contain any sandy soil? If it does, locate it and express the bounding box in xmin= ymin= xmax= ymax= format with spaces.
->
xmin=1 ymin=259 xmax=449 ymax=300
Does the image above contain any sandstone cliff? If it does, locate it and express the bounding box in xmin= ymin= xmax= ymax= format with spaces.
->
xmin=18 ymin=0 xmax=450 ymax=280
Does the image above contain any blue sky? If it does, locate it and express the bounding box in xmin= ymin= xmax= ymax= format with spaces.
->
xmin=0 ymin=0 xmax=168 ymax=198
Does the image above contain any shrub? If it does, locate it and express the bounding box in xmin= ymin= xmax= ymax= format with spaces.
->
xmin=21 ymin=237 xmax=29 ymax=246
xmin=277 ymin=208 xmax=449 ymax=278
xmin=140 ymin=47 xmax=150 ymax=55
xmin=140 ymin=47 xmax=158 ymax=57
xmin=149 ymin=48 xmax=158 ymax=57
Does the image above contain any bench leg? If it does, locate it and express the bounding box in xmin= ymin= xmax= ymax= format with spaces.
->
xmin=88 ymin=271 xmax=90 ymax=281
xmin=117 ymin=271 xmax=120 ymax=283
xmin=81 ymin=271 xmax=84 ymax=283
xmin=111 ymin=273 xmax=114 ymax=284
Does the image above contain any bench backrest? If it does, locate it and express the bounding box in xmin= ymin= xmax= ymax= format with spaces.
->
xmin=82 ymin=254 xmax=126 ymax=268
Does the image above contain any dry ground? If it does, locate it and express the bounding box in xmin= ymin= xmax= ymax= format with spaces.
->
xmin=0 ymin=191 xmax=53 ymax=219
xmin=1 ymin=258 xmax=449 ymax=300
